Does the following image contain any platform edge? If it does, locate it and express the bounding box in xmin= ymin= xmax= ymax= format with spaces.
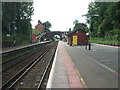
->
xmin=46 ymin=41 xmax=59 ymax=89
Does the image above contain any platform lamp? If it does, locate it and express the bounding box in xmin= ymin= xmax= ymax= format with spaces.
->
xmin=6 ymin=22 xmax=11 ymax=47
xmin=86 ymin=32 xmax=90 ymax=50
xmin=12 ymin=22 xmax=17 ymax=46
xmin=82 ymin=14 xmax=99 ymax=50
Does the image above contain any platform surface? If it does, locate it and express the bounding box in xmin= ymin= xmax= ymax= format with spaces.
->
xmin=1 ymin=41 xmax=50 ymax=54
xmin=46 ymin=41 xmax=84 ymax=88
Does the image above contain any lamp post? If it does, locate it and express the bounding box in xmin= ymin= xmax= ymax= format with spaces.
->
xmin=12 ymin=22 xmax=16 ymax=46
xmin=86 ymin=33 xmax=90 ymax=50
xmin=8 ymin=22 xmax=11 ymax=47
xmin=87 ymin=33 xmax=91 ymax=50
xmin=82 ymin=14 xmax=99 ymax=50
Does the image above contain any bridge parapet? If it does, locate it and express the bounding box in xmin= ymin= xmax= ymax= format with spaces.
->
xmin=46 ymin=31 xmax=69 ymax=40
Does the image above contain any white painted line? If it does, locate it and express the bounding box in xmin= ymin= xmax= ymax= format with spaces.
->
xmin=2 ymin=41 xmax=51 ymax=54
xmin=46 ymin=42 xmax=59 ymax=89
xmin=100 ymin=59 xmax=116 ymax=62
xmin=81 ymin=52 xmax=116 ymax=73
xmin=92 ymin=43 xmax=119 ymax=48
xmin=92 ymin=59 xmax=116 ymax=73
xmin=92 ymin=50 xmax=97 ymax=51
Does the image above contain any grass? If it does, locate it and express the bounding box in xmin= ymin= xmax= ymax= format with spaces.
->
xmin=90 ymin=37 xmax=119 ymax=45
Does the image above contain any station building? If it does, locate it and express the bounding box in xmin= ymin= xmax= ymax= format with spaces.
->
xmin=67 ymin=28 xmax=88 ymax=46
xmin=35 ymin=20 xmax=44 ymax=32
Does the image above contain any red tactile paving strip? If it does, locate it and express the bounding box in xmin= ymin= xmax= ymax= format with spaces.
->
xmin=59 ymin=42 xmax=84 ymax=88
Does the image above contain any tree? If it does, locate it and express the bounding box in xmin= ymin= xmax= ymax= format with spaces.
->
xmin=2 ymin=2 xmax=34 ymax=44
xmin=73 ymin=19 xmax=79 ymax=25
xmin=72 ymin=20 xmax=89 ymax=32
xmin=42 ymin=21 xmax=52 ymax=33
xmin=86 ymin=2 xmax=120 ymax=40
xmin=69 ymin=28 xmax=71 ymax=32
xmin=43 ymin=21 xmax=52 ymax=29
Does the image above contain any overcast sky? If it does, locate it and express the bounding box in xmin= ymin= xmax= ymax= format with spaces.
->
xmin=31 ymin=0 xmax=94 ymax=31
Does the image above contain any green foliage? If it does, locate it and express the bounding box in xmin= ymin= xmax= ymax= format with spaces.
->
xmin=73 ymin=19 xmax=79 ymax=25
xmin=2 ymin=2 xmax=34 ymax=44
xmin=69 ymin=28 xmax=71 ymax=32
xmin=43 ymin=21 xmax=52 ymax=29
xmin=42 ymin=21 xmax=52 ymax=33
xmin=72 ymin=20 xmax=89 ymax=32
xmin=86 ymin=2 xmax=120 ymax=42
xmin=32 ymin=29 xmax=41 ymax=36
xmin=91 ymin=37 xmax=119 ymax=45
xmin=52 ymin=36 xmax=60 ymax=41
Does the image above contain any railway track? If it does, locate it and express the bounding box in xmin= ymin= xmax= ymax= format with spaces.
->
xmin=2 ymin=44 xmax=49 ymax=72
xmin=2 ymin=41 xmax=58 ymax=89
xmin=2 ymin=42 xmax=49 ymax=63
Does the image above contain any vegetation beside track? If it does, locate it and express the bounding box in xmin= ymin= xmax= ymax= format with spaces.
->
xmin=2 ymin=2 xmax=34 ymax=47
xmin=90 ymin=37 xmax=119 ymax=46
xmin=2 ymin=47 xmax=36 ymax=63
xmin=71 ymin=2 xmax=119 ymax=47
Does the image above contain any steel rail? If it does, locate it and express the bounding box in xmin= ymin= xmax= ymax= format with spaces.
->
xmin=1 ymin=41 xmax=51 ymax=56
xmin=2 ymin=44 xmax=45 ymax=64
xmin=2 ymin=49 xmax=32 ymax=64
xmin=1 ymin=49 xmax=49 ymax=89
xmin=37 ymin=48 xmax=56 ymax=89
xmin=8 ymin=50 xmax=49 ymax=89
xmin=2 ymin=45 xmax=46 ymax=72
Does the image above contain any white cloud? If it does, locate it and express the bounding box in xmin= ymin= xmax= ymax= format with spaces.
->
xmin=31 ymin=0 xmax=94 ymax=31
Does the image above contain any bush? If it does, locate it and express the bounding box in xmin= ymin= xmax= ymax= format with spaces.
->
xmin=90 ymin=37 xmax=118 ymax=45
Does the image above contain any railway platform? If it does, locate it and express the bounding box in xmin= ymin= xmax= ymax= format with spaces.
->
xmin=1 ymin=41 xmax=50 ymax=54
xmin=46 ymin=41 xmax=85 ymax=88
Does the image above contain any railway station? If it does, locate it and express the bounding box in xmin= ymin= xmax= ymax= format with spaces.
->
xmin=1 ymin=40 xmax=119 ymax=89
xmin=2 ymin=40 xmax=85 ymax=89
xmin=1 ymin=1 xmax=119 ymax=90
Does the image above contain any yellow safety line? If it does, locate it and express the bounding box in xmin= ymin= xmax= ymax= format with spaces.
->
xmin=71 ymin=58 xmax=87 ymax=88
xmin=63 ymin=43 xmax=88 ymax=88
xmin=75 ymin=67 xmax=88 ymax=88
xmin=71 ymin=59 xmax=88 ymax=88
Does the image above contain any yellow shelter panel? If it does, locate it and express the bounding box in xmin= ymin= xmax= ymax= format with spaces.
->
xmin=72 ymin=35 xmax=78 ymax=45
